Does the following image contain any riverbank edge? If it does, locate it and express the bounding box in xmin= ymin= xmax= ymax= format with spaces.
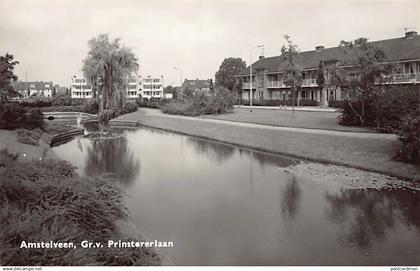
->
xmin=134 ymin=121 xmax=419 ymax=182
xmin=0 ymin=129 xmax=166 ymax=266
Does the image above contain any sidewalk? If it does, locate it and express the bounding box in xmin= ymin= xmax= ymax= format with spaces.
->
xmin=115 ymin=108 xmax=419 ymax=181
xmin=234 ymin=105 xmax=339 ymax=112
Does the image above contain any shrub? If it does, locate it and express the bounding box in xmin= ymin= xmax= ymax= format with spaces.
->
xmin=51 ymin=95 xmax=84 ymax=106
xmin=299 ymin=99 xmax=319 ymax=106
xmin=161 ymin=87 xmax=235 ymax=116
xmin=338 ymin=99 xmax=377 ymax=127
xmin=375 ymin=87 xmax=419 ymax=133
xmin=123 ymin=102 xmax=138 ymax=113
xmin=39 ymin=105 xmax=84 ymax=112
xmin=25 ymin=108 xmax=44 ymax=129
xmin=136 ymin=98 xmax=170 ymax=108
xmin=0 ymin=103 xmax=44 ymax=130
xmin=18 ymin=98 xmax=53 ymax=108
xmin=81 ymin=99 xmax=99 ymax=114
xmin=15 ymin=128 xmax=42 ymax=146
xmin=236 ymin=98 xmax=315 ymax=107
xmin=328 ymin=100 xmax=345 ymax=108
xmin=395 ymin=110 xmax=420 ymax=164
xmin=0 ymin=159 xmax=161 ymax=265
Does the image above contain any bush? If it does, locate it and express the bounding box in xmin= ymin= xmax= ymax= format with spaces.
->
xmin=25 ymin=108 xmax=44 ymax=129
xmin=39 ymin=105 xmax=84 ymax=112
xmin=98 ymin=102 xmax=138 ymax=123
xmin=51 ymin=95 xmax=84 ymax=106
xmin=0 ymin=159 xmax=161 ymax=265
xmin=0 ymin=103 xmax=44 ymax=130
xmin=81 ymin=99 xmax=99 ymax=114
xmin=338 ymin=98 xmax=377 ymax=127
xmin=15 ymin=128 xmax=43 ymax=146
xmin=395 ymin=110 xmax=420 ymax=164
xmin=18 ymin=98 xmax=53 ymax=108
xmin=161 ymin=87 xmax=235 ymax=116
xmin=123 ymin=102 xmax=138 ymax=113
xmin=375 ymin=87 xmax=419 ymax=133
xmin=236 ymin=98 xmax=318 ymax=107
xmin=136 ymin=98 xmax=170 ymax=108
xmin=328 ymin=100 xmax=345 ymax=108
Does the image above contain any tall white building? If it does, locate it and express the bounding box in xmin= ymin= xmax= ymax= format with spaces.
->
xmin=140 ymin=75 xmax=164 ymax=99
xmin=70 ymin=75 xmax=164 ymax=100
xmin=70 ymin=76 xmax=93 ymax=99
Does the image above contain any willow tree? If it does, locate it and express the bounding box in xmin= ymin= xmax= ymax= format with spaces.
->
xmin=82 ymin=34 xmax=138 ymax=111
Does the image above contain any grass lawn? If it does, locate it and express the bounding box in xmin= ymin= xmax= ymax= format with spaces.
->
xmin=201 ymin=107 xmax=375 ymax=133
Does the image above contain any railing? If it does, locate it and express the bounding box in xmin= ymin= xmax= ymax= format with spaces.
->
xmin=242 ymin=82 xmax=258 ymax=89
xmin=266 ymin=81 xmax=286 ymax=88
xmin=302 ymin=78 xmax=317 ymax=87
xmin=380 ymin=73 xmax=420 ymax=84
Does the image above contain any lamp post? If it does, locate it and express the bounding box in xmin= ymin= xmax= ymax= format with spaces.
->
xmin=250 ymin=44 xmax=264 ymax=112
xmin=173 ymin=67 xmax=183 ymax=87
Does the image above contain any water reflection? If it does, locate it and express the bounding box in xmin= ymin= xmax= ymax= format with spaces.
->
xmin=186 ymin=137 xmax=236 ymax=164
xmin=52 ymin=127 xmax=420 ymax=265
xmin=280 ymin=176 xmax=302 ymax=223
xmin=325 ymin=189 xmax=420 ymax=253
xmin=84 ymin=137 xmax=140 ymax=186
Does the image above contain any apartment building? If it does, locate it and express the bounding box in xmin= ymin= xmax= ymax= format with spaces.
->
xmin=237 ymin=31 xmax=420 ymax=104
xmin=13 ymin=81 xmax=54 ymax=98
xmin=70 ymin=76 xmax=93 ymax=99
xmin=70 ymin=75 xmax=164 ymax=100
xmin=140 ymin=75 xmax=164 ymax=99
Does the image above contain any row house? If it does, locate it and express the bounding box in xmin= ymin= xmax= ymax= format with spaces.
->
xmin=13 ymin=81 xmax=54 ymax=98
xmin=237 ymin=31 xmax=420 ymax=105
xmin=179 ymin=79 xmax=212 ymax=96
xmin=70 ymin=75 xmax=164 ymax=100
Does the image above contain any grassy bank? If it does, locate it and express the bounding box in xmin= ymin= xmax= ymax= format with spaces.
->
xmin=0 ymin=149 xmax=161 ymax=266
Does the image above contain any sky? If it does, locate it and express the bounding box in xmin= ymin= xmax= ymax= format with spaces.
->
xmin=0 ymin=0 xmax=419 ymax=87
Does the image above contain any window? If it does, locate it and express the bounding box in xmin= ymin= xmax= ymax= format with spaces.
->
xmin=153 ymin=79 xmax=160 ymax=83
xmin=301 ymin=90 xmax=307 ymax=99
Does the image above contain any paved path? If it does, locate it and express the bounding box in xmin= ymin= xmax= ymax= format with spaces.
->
xmin=203 ymin=107 xmax=374 ymax=133
xmin=234 ymin=105 xmax=339 ymax=112
xmin=115 ymin=108 xmax=419 ymax=181
xmin=145 ymin=109 xmax=395 ymax=140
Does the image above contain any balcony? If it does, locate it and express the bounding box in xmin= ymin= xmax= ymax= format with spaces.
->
xmin=266 ymin=81 xmax=286 ymax=88
xmin=379 ymin=73 xmax=420 ymax=84
xmin=242 ymin=82 xmax=258 ymax=89
xmin=302 ymin=78 xmax=318 ymax=87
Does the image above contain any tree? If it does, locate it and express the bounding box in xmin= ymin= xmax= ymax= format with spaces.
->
xmin=336 ymin=37 xmax=390 ymax=126
xmin=215 ymin=57 xmax=246 ymax=92
xmin=280 ymin=35 xmax=303 ymax=110
xmin=0 ymin=53 xmax=19 ymax=102
xmin=82 ymin=34 xmax=139 ymax=111
xmin=316 ymin=61 xmax=327 ymax=106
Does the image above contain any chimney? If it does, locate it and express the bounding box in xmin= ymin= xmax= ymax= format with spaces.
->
xmin=259 ymin=55 xmax=265 ymax=60
xmin=405 ymin=31 xmax=418 ymax=39
xmin=315 ymin=46 xmax=325 ymax=52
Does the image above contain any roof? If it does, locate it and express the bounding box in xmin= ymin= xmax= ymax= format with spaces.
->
xmin=181 ymin=79 xmax=212 ymax=90
xmin=238 ymin=34 xmax=420 ymax=76
xmin=13 ymin=81 xmax=54 ymax=90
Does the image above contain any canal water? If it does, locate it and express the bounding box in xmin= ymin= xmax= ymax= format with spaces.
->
xmin=53 ymin=127 xmax=420 ymax=265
